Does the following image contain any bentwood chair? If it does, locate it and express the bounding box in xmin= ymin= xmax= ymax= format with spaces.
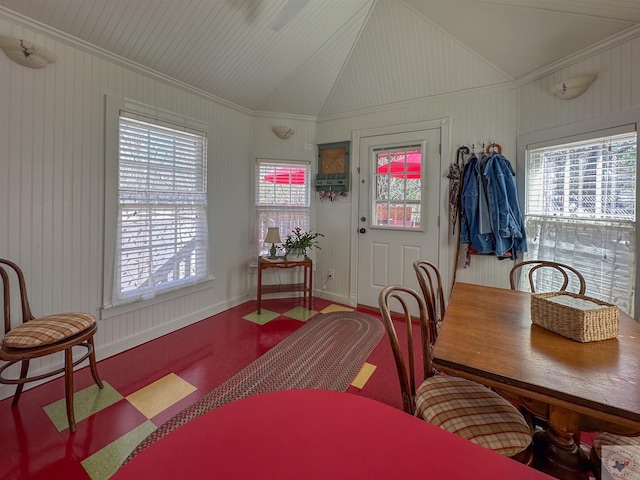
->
xmin=509 ymin=260 xmax=586 ymax=294
xmin=0 ymin=259 xmax=103 ymax=432
xmin=413 ymin=260 xmax=445 ymax=344
xmin=379 ymin=285 xmax=533 ymax=463
xmin=510 ymin=260 xmax=586 ymax=435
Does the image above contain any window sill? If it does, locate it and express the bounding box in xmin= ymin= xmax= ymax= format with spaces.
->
xmin=101 ymin=276 xmax=216 ymax=320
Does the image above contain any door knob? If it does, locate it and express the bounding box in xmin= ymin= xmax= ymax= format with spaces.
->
xmin=359 ymin=228 xmax=366 ymax=234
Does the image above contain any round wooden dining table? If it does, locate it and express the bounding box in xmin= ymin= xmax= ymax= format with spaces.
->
xmin=113 ymin=389 xmax=552 ymax=479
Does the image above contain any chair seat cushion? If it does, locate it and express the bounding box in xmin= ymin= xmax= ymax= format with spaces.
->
xmin=3 ymin=313 xmax=95 ymax=348
xmin=415 ymin=375 xmax=532 ymax=457
xmin=592 ymin=431 xmax=640 ymax=455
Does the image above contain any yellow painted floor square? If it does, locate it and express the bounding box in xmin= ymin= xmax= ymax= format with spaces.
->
xmin=351 ymin=362 xmax=377 ymax=389
xmin=321 ymin=304 xmax=355 ymax=313
xmin=126 ymin=373 xmax=196 ymax=419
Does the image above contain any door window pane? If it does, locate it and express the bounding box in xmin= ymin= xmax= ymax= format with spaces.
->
xmin=373 ymin=146 xmax=422 ymax=229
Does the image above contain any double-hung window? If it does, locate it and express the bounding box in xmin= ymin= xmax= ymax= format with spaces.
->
xmin=524 ymin=126 xmax=637 ymax=314
xmin=255 ymin=161 xmax=310 ymax=257
xmin=113 ymin=112 xmax=209 ymax=306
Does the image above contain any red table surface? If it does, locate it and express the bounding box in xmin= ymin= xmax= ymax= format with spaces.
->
xmin=113 ymin=389 xmax=552 ymax=480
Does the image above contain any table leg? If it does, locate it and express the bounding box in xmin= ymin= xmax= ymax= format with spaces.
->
xmin=531 ymin=405 xmax=591 ymax=480
xmin=257 ymin=263 xmax=263 ymax=314
xmin=308 ymin=263 xmax=313 ymax=310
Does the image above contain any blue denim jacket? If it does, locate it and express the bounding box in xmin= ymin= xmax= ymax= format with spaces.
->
xmin=460 ymin=155 xmax=495 ymax=253
xmin=482 ymin=153 xmax=527 ymax=257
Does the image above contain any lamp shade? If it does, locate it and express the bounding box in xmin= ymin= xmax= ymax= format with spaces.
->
xmin=265 ymin=227 xmax=282 ymax=244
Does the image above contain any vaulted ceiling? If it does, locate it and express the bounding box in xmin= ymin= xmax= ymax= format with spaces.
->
xmin=1 ymin=0 xmax=639 ymax=117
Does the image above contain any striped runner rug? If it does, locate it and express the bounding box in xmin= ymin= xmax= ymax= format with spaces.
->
xmin=126 ymin=311 xmax=384 ymax=461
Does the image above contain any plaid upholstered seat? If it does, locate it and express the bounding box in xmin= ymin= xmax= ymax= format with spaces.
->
xmin=593 ymin=432 xmax=640 ymax=450
xmin=3 ymin=313 xmax=95 ymax=348
xmin=416 ymin=375 xmax=532 ymax=457
xmin=590 ymin=432 xmax=640 ymax=480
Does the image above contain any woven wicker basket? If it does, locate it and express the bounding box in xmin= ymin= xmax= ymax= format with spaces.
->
xmin=530 ymin=292 xmax=619 ymax=343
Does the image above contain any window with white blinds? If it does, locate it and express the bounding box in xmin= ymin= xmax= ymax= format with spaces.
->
xmin=255 ymin=161 xmax=310 ymax=257
xmin=114 ymin=116 xmax=208 ymax=305
xmin=524 ymin=128 xmax=637 ymax=314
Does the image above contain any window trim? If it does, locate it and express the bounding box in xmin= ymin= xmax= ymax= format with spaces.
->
xmin=516 ymin=108 xmax=640 ymax=319
xmin=102 ymin=95 xmax=212 ymax=318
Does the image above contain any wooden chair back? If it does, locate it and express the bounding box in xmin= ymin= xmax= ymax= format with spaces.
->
xmin=378 ymin=285 xmax=432 ymax=415
xmin=0 ymin=259 xmax=36 ymax=334
xmin=510 ymin=260 xmax=586 ymax=294
xmin=413 ymin=260 xmax=445 ymax=343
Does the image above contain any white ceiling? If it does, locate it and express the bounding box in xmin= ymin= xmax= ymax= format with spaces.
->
xmin=0 ymin=0 xmax=638 ymax=117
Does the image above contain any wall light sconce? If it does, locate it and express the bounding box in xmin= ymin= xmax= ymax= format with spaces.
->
xmin=0 ymin=35 xmax=56 ymax=69
xmin=273 ymin=126 xmax=295 ymax=140
xmin=551 ymin=74 xmax=596 ymax=100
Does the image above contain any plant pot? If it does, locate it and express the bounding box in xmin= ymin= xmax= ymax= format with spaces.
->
xmin=285 ymin=249 xmax=306 ymax=262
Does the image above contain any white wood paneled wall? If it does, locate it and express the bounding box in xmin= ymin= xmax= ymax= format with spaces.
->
xmin=251 ymin=114 xmax=317 ymax=160
xmin=0 ymin=17 xmax=253 ymax=399
xmin=248 ymin=115 xmax=317 ymax=292
xmin=321 ymin=0 xmax=511 ymax=117
xmin=519 ymin=35 xmax=640 ymax=135
xmin=317 ymin=85 xmax=521 ymax=305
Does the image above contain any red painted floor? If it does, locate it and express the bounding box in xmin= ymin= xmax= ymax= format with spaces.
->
xmin=0 ymin=297 xmax=406 ymax=479
xmin=0 ymin=296 xmax=593 ymax=479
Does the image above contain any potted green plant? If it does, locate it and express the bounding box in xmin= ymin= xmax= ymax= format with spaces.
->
xmin=283 ymin=227 xmax=324 ymax=261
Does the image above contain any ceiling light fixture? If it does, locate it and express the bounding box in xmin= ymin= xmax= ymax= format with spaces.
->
xmin=0 ymin=35 xmax=56 ymax=69
xmin=551 ymin=74 xmax=596 ymax=100
xmin=273 ymin=126 xmax=295 ymax=140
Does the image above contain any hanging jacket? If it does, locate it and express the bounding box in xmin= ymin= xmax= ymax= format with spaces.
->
xmin=459 ymin=155 xmax=495 ymax=254
xmin=477 ymin=154 xmax=492 ymax=235
xmin=482 ymin=153 xmax=527 ymax=258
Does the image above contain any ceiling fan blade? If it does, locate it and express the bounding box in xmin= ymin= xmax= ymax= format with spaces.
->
xmin=270 ymin=0 xmax=311 ymax=32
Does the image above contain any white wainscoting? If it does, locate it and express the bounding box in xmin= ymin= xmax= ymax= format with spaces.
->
xmin=0 ymin=16 xmax=253 ymax=400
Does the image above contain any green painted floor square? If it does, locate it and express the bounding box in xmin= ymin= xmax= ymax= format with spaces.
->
xmin=81 ymin=420 xmax=157 ymax=480
xmin=284 ymin=306 xmax=317 ymax=321
xmin=43 ymin=381 xmax=123 ymax=432
xmin=243 ymin=309 xmax=280 ymax=325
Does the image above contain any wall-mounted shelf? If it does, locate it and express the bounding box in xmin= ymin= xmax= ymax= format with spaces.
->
xmin=315 ymin=141 xmax=350 ymax=193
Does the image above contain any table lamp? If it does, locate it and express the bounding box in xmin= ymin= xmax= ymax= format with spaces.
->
xmin=264 ymin=227 xmax=281 ymax=259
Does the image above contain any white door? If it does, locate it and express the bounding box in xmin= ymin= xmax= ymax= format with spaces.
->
xmin=356 ymin=129 xmax=441 ymax=309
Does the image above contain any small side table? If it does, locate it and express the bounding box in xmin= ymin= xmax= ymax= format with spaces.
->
xmin=257 ymin=257 xmax=313 ymax=313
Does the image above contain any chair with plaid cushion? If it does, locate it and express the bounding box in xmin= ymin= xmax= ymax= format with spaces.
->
xmin=379 ymin=285 xmax=533 ymax=463
xmin=0 ymin=259 xmax=103 ymax=432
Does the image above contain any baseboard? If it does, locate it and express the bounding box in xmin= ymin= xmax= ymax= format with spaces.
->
xmin=314 ymin=290 xmax=351 ymax=306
